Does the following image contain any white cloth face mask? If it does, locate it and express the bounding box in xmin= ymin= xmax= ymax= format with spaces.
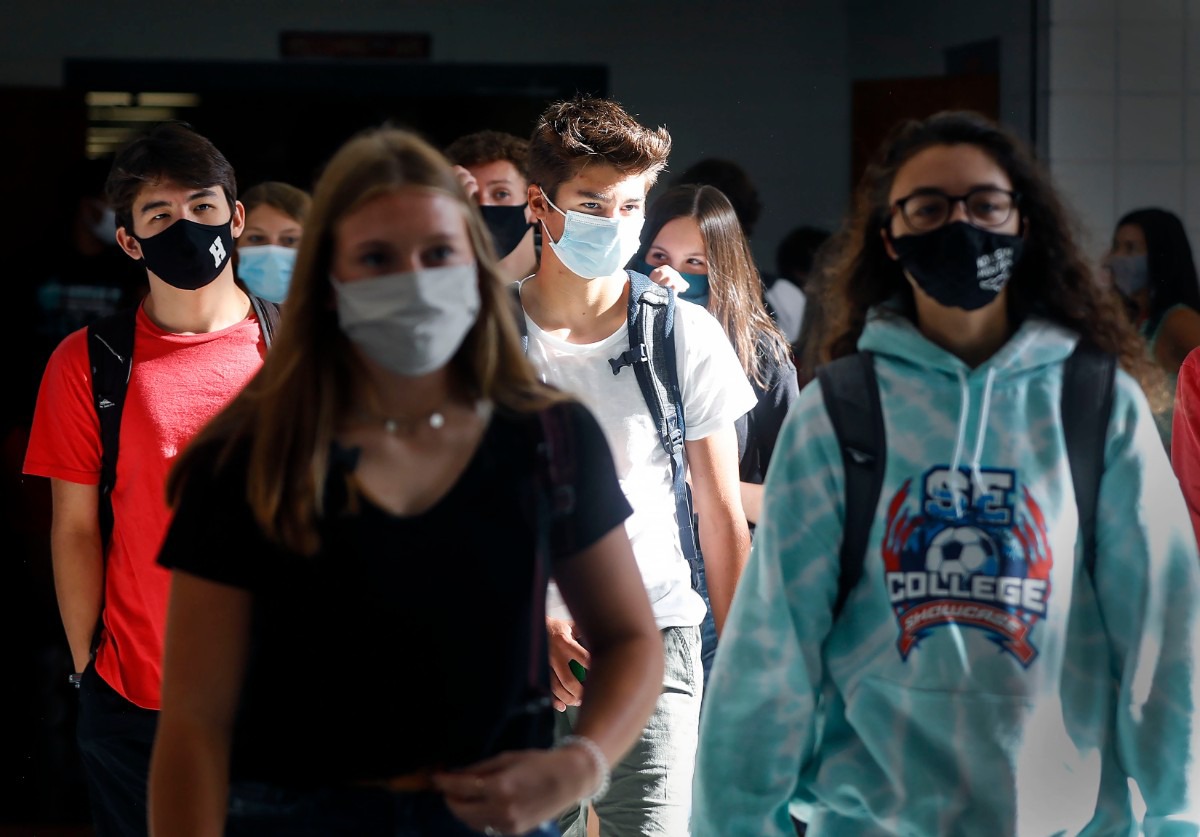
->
xmin=331 ymin=262 xmax=481 ymax=376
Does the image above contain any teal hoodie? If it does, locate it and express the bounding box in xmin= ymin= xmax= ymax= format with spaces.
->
xmin=694 ymin=310 xmax=1200 ymax=836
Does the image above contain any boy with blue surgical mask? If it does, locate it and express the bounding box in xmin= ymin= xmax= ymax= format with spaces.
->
xmin=514 ymin=95 xmax=756 ymax=836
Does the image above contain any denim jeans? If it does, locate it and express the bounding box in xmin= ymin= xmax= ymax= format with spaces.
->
xmin=555 ymin=626 xmax=702 ymax=837
xmin=691 ymin=553 xmax=718 ymax=688
xmin=226 ymin=783 xmax=561 ymax=837
xmin=76 ymin=661 xmax=158 ymax=837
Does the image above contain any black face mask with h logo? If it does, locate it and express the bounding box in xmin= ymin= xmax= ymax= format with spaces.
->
xmin=134 ymin=218 xmax=234 ymax=290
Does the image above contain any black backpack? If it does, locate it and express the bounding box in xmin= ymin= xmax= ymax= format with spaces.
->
xmin=87 ymin=294 xmax=280 ymax=550
xmin=510 ymin=271 xmax=700 ymax=571
xmin=817 ymin=341 xmax=1116 ymax=619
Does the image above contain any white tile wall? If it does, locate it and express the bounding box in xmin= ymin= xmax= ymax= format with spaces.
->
xmin=1049 ymin=1 xmax=1198 ymax=252
xmin=1050 ymin=161 xmax=1117 ymax=256
xmin=1118 ymin=96 xmax=1184 ymax=160
xmin=1050 ymin=94 xmax=1116 ymax=160
xmin=1050 ymin=25 xmax=1116 ymax=91
xmin=1118 ymin=0 xmax=1185 ymax=20
xmin=1054 ymin=0 xmax=1116 ymax=22
xmin=1185 ymin=96 xmax=1200 ymax=160
xmin=1117 ymin=163 xmax=1185 ymax=212
xmin=1118 ymin=24 xmax=1183 ymax=91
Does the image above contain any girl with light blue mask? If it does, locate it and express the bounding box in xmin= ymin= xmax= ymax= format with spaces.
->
xmin=236 ymin=181 xmax=311 ymax=303
xmin=630 ymin=184 xmax=798 ymax=683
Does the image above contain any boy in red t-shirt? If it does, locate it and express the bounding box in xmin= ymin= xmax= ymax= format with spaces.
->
xmin=24 ymin=123 xmax=268 ymax=836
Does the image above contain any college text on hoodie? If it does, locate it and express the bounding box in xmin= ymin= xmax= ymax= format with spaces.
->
xmin=693 ymin=309 xmax=1200 ymax=836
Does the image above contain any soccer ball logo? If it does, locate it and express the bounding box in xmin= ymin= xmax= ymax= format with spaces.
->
xmin=925 ymin=525 xmax=997 ymax=580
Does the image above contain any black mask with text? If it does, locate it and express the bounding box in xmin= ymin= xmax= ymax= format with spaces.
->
xmin=480 ymin=204 xmax=533 ymax=260
xmin=134 ymin=218 xmax=234 ymax=290
xmin=889 ymin=221 xmax=1024 ymax=311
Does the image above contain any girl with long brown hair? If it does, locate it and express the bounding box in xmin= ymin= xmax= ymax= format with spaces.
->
xmin=693 ymin=111 xmax=1200 ymax=835
xmin=147 ymin=127 xmax=663 ymax=837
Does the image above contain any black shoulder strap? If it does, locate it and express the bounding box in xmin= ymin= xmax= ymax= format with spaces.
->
xmin=1061 ymin=340 xmax=1116 ymax=577
xmin=817 ymin=351 xmax=886 ymax=620
xmin=87 ymin=307 xmax=139 ymax=550
xmin=248 ymin=295 xmax=280 ymax=349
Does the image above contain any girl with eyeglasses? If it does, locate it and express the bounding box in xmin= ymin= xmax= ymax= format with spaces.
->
xmin=692 ymin=111 xmax=1200 ymax=836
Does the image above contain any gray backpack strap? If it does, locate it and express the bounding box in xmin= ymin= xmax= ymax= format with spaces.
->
xmin=817 ymin=352 xmax=886 ymax=620
xmin=248 ymin=294 xmax=280 ymax=348
xmin=612 ymin=271 xmax=698 ymax=567
xmin=1060 ymin=340 xmax=1116 ymax=577
xmin=509 ymin=281 xmax=529 ymax=352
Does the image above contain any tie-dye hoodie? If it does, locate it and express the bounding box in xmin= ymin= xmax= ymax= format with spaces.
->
xmin=694 ymin=310 xmax=1200 ymax=836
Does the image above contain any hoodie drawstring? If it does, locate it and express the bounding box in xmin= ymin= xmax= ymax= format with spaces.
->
xmin=949 ymin=366 xmax=997 ymax=517
xmin=970 ymin=367 xmax=997 ymax=498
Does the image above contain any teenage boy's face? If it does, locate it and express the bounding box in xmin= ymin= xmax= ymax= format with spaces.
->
xmin=467 ymin=159 xmax=527 ymax=207
xmin=528 ymin=163 xmax=650 ymax=232
xmin=115 ymin=181 xmax=245 ymax=261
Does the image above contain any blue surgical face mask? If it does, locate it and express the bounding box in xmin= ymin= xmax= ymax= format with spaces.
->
xmin=540 ymin=188 xmax=644 ymax=280
xmin=630 ymin=257 xmax=710 ymax=306
xmin=238 ymin=245 xmax=297 ymax=303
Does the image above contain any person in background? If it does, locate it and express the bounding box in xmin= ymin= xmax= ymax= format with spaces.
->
xmin=34 ymin=157 xmax=147 ymax=364
xmin=1104 ymin=207 xmax=1200 ymax=447
xmin=235 ymin=181 xmax=311 ymax=304
xmin=515 ymin=96 xmax=754 ymax=836
xmin=446 ymin=129 xmax=537 ymax=281
xmin=632 ymin=183 xmax=798 ymax=687
xmin=675 ymin=157 xmax=805 ymax=344
xmin=633 ymin=184 xmax=797 ymax=527
xmin=149 ymin=126 xmax=663 ymax=837
xmin=694 ymin=110 xmax=1200 ymax=835
xmin=24 ymin=122 xmax=267 ymax=837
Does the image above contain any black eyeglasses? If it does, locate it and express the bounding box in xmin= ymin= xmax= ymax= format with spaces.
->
xmin=892 ymin=187 xmax=1020 ymax=233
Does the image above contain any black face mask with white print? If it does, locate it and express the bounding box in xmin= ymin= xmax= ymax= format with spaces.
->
xmin=134 ymin=218 xmax=234 ymax=291
xmin=889 ymin=221 xmax=1025 ymax=311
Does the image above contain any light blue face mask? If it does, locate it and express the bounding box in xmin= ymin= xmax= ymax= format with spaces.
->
xmin=541 ymin=189 xmax=644 ymax=280
xmin=631 ymin=257 xmax=711 ymax=306
xmin=238 ymin=245 xmax=297 ymax=303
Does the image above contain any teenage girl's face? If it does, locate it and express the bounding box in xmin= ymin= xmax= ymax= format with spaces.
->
xmin=331 ymin=187 xmax=475 ymax=283
xmin=240 ymin=204 xmax=303 ymax=249
xmin=1110 ymin=223 xmax=1147 ymax=258
xmin=645 ymin=217 xmax=709 ymax=275
xmin=885 ymin=143 xmax=1021 ymax=243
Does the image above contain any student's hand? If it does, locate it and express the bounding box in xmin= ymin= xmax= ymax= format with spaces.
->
xmin=434 ymin=746 xmax=596 ymax=836
xmin=546 ymin=617 xmax=590 ymax=711
xmin=646 ymin=264 xmax=690 ymax=293
xmin=453 ymin=165 xmax=479 ymax=201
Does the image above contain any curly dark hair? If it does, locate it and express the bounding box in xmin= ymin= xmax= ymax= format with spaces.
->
xmin=820 ymin=110 xmax=1164 ymax=407
xmin=444 ymin=130 xmax=530 ymax=179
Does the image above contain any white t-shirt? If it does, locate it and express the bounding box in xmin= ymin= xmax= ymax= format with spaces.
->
xmin=523 ymin=291 xmax=757 ymax=629
xmin=765 ymin=277 xmax=807 ymax=344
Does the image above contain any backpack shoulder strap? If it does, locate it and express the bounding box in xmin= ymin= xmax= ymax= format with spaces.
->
xmin=87 ymin=306 xmax=139 ymax=550
xmin=1060 ymin=339 xmax=1116 ymax=578
xmin=248 ymin=295 xmax=281 ymax=349
xmin=620 ymin=271 xmax=698 ymax=566
xmin=817 ymin=351 xmax=886 ymax=620
xmin=509 ymin=281 xmax=529 ymax=351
